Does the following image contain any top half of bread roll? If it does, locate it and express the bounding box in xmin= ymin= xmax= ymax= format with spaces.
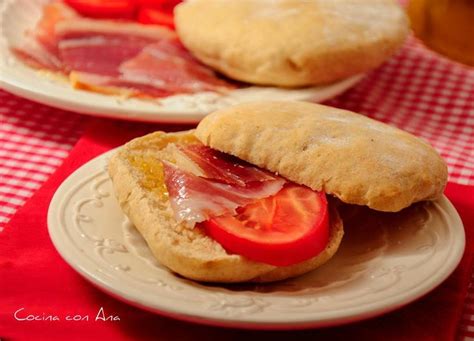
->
xmin=175 ymin=0 xmax=409 ymax=87
xmin=195 ymin=101 xmax=448 ymax=212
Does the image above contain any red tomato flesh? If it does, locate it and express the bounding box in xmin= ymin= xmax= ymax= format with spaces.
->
xmin=138 ymin=7 xmax=175 ymax=28
xmin=64 ymin=0 xmax=136 ymax=19
xmin=134 ymin=0 xmax=181 ymax=11
xmin=200 ymin=184 xmax=329 ymax=266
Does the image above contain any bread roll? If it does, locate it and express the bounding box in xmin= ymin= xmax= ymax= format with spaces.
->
xmin=175 ymin=0 xmax=409 ymax=87
xmin=196 ymin=101 xmax=448 ymax=212
xmin=108 ymin=130 xmax=344 ymax=283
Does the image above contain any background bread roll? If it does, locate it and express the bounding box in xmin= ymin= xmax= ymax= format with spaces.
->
xmin=175 ymin=0 xmax=409 ymax=87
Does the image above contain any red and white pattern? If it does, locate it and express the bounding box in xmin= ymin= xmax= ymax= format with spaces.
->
xmin=0 ymin=36 xmax=473 ymax=337
xmin=0 ymin=90 xmax=84 ymax=230
xmin=327 ymin=38 xmax=474 ymax=186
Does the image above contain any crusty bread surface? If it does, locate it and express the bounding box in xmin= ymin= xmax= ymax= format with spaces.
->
xmin=175 ymin=0 xmax=408 ymax=87
xmin=108 ymin=130 xmax=344 ymax=283
xmin=195 ymin=101 xmax=448 ymax=212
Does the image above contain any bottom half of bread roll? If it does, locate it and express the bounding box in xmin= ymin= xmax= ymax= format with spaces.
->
xmin=108 ymin=130 xmax=344 ymax=283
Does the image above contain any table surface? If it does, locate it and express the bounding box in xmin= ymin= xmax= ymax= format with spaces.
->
xmin=1 ymin=37 xmax=473 ymax=339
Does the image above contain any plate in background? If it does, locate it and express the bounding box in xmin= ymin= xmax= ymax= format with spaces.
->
xmin=0 ymin=0 xmax=364 ymax=123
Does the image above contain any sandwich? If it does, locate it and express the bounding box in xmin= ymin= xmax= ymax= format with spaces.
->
xmin=108 ymin=101 xmax=447 ymax=283
xmin=174 ymin=0 xmax=409 ymax=87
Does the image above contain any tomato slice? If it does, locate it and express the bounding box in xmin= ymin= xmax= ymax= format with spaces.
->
xmin=200 ymin=184 xmax=329 ymax=266
xmin=64 ymin=0 xmax=136 ymax=19
xmin=134 ymin=0 xmax=181 ymax=11
xmin=137 ymin=7 xmax=175 ymax=28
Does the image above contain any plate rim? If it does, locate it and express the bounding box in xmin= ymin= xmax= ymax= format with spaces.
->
xmin=47 ymin=149 xmax=466 ymax=330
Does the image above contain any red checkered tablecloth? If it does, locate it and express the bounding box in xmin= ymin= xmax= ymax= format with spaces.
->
xmin=0 ymin=37 xmax=473 ymax=338
xmin=0 ymin=91 xmax=85 ymax=230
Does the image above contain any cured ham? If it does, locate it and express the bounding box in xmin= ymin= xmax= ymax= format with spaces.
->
xmin=69 ymin=71 xmax=172 ymax=97
xmin=33 ymin=2 xmax=78 ymax=54
xmin=162 ymin=144 xmax=286 ymax=225
xmin=56 ymin=19 xmax=176 ymax=75
xmin=11 ymin=3 xmax=77 ymax=70
xmin=12 ymin=38 xmax=63 ymax=70
xmin=178 ymin=144 xmax=276 ymax=186
xmin=68 ymin=39 xmax=234 ymax=95
xmin=11 ymin=2 xmax=235 ymax=97
xmin=119 ymin=40 xmax=234 ymax=93
xmin=163 ymin=161 xmax=285 ymax=225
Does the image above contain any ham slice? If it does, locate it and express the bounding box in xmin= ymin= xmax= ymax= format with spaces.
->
xmin=70 ymin=40 xmax=234 ymax=96
xmin=12 ymin=37 xmax=62 ymax=70
xmin=34 ymin=2 xmax=78 ymax=54
xmin=119 ymin=40 xmax=233 ymax=93
xmin=162 ymin=145 xmax=285 ymax=225
xmin=12 ymin=2 xmax=235 ymax=97
xmin=178 ymin=144 xmax=275 ymax=186
xmin=56 ymin=19 xmax=233 ymax=95
xmin=11 ymin=3 xmax=78 ymax=70
xmin=69 ymin=71 xmax=172 ymax=97
xmin=56 ymin=19 xmax=176 ymax=75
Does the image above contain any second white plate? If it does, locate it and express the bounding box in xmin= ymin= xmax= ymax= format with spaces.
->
xmin=0 ymin=0 xmax=363 ymax=123
xmin=47 ymin=150 xmax=465 ymax=329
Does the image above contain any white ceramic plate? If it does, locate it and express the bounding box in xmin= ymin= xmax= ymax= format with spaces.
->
xmin=0 ymin=0 xmax=364 ymax=123
xmin=47 ymin=150 xmax=465 ymax=329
